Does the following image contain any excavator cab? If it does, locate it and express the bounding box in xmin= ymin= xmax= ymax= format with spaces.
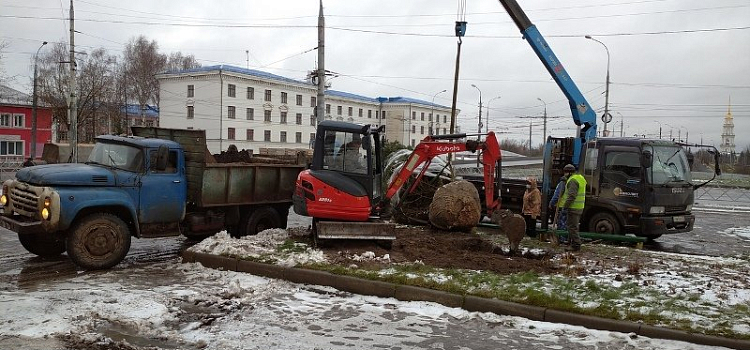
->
xmin=294 ymin=121 xmax=386 ymax=223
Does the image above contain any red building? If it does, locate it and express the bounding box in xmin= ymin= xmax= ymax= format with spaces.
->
xmin=0 ymin=84 xmax=53 ymax=160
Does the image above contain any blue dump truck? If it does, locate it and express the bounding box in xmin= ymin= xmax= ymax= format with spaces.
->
xmin=1 ymin=127 xmax=304 ymax=270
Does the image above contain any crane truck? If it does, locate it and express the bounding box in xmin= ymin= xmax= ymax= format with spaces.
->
xmin=496 ymin=0 xmax=721 ymax=239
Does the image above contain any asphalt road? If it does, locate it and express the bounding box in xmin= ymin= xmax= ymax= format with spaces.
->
xmin=0 ymin=210 xmax=745 ymax=349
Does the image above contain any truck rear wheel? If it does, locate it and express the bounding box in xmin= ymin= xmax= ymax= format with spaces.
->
xmin=238 ymin=207 xmax=281 ymax=237
xmin=18 ymin=232 xmax=66 ymax=257
xmin=67 ymin=213 xmax=131 ymax=270
xmin=588 ymin=212 xmax=621 ymax=235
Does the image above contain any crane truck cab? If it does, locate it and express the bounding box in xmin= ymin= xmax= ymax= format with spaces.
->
xmin=581 ymin=138 xmax=698 ymax=239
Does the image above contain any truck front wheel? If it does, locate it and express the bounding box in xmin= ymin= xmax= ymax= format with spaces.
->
xmin=588 ymin=212 xmax=621 ymax=235
xmin=18 ymin=232 xmax=66 ymax=257
xmin=67 ymin=213 xmax=131 ymax=270
xmin=238 ymin=207 xmax=281 ymax=237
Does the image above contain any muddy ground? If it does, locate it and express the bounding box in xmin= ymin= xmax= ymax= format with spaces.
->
xmin=291 ymin=225 xmax=562 ymax=275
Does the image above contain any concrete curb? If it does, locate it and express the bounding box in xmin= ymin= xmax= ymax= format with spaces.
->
xmin=185 ymin=251 xmax=750 ymax=350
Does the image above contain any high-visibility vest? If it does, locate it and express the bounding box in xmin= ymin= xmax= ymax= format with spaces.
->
xmin=558 ymin=173 xmax=586 ymax=210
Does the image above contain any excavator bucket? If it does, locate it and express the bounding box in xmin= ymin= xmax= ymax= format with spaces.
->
xmin=315 ymin=221 xmax=396 ymax=241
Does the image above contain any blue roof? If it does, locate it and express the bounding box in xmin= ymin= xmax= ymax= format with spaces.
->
xmin=162 ymin=65 xmax=449 ymax=109
xmin=165 ymin=65 xmax=312 ymax=87
xmin=121 ymin=104 xmax=159 ymax=118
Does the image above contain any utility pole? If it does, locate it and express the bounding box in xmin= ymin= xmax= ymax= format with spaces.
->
xmin=585 ymin=35 xmax=612 ymax=137
xmin=486 ymin=95 xmax=501 ymax=134
xmin=315 ymin=0 xmax=326 ymax=126
xmin=68 ymin=0 xmax=78 ymax=162
xmin=245 ymin=50 xmax=249 ymax=69
xmin=537 ymin=97 xmax=547 ymax=142
xmin=31 ymin=41 xmax=47 ymax=159
xmin=471 ymin=84 xmax=482 ymax=136
xmin=528 ymin=120 xmax=532 ymax=149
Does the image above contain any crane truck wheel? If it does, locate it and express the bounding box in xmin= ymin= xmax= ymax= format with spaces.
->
xmin=66 ymin=213 xmax=131 ymax=270
xmin=588 ymin=212 xmax=621 ymax=235
xmin=18 ymin=232 xmax=66 ymax=257
xmin=238 ymin=207 xmax=281 ymax=237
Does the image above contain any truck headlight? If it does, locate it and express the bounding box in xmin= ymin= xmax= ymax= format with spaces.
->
xmin=649 ymin=206 xmax=665 ymax=215
xmin=0 ymin=194 xmax=6 ymax=206
xmin=41 ymin=196 xmax=51 ymax=220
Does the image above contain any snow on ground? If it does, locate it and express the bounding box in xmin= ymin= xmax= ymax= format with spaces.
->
xmin=0 ymin=259 xmax=730 ymax=349
xmin=719 ymin=225 xmax=750 ymax=240
xmin=188 ymin=229 xmax=327 ymax=267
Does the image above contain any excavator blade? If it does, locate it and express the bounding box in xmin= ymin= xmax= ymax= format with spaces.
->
xmin=316 ymin=221 xmax=396 ymax=240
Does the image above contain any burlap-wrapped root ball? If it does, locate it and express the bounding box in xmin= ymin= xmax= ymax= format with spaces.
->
xmin=428 ymin=180 xmax=482 ymax=231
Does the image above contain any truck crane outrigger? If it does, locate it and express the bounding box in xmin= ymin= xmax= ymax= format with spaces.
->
xmin=497 ymin=0 xmax=721 ymax=239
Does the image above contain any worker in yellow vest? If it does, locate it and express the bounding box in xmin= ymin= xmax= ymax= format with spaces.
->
xmin=558 ymin=164 xmax=587 ymax=251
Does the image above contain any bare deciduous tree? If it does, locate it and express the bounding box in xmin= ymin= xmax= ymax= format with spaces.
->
xmin=165 ymin=52 xmax=201 ymax=72
xmin=123 ymin=36 xmax=166 ymax=124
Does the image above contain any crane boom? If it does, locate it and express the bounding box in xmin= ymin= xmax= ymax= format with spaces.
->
xmin=498 ymin=0 xmax=598 ymax=149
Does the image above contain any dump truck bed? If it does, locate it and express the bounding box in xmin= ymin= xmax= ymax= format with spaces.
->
xmin=131 ymin=127 xmax=305 ymax=207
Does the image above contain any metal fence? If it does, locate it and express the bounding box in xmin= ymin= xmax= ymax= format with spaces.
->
xmin=0 ymin=157 xmax=23 ymax=182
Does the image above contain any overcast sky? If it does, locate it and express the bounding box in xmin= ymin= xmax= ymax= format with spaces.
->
xmin=1 ymin=0 xmax=748 ymax=151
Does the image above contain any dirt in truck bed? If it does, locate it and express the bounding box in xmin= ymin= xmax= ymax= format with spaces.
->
xmin=307 ymin=225 xmax=559 ymax=275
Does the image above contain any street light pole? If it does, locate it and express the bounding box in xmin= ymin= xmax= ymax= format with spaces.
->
xmin=486 ymin=95 xmax=501 ymax=134
xmin=31 ymin=41 xmax=48 ymax=160
xmin=585 ymin=35 xmax=611 ymax=137
xmin=430 ymin=89 xmax=447 ymax=135
xmin=537 ymin=97 xmax=547 ymax=142
xmin=471 ymin=84 xmax=482 ymax=136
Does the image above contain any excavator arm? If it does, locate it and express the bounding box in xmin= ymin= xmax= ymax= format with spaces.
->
xmin=383 ymin=132 xmax=502 ymax=216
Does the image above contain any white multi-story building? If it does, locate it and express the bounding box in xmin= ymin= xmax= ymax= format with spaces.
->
xmin=157 ymin=65 xmax=455 ymax=153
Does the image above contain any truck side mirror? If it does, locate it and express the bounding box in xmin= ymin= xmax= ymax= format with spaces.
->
xmin=641 ymin=150 xmax=652 ymax=168
xmin=156 ymin=145 xmax=169 ymax=171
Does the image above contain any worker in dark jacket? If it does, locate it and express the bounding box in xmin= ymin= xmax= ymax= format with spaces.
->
xmin=558 ymin=164 xmax=587 ymax=251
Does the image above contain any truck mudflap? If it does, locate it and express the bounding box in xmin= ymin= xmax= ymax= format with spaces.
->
xmin=640 ymin=214 xmax=695 ymax=236
xmin=315 ymin=221 xmax=396 ymax=240
xmin=0 ymin=215 xmax=44 ymax=235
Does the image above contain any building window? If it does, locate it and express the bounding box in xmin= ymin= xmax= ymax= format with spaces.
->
xmin=228 ymin=127 xmax=235 ymax=140
xmin=310 ymin=115 xmax=315 ymax=126
xmin=247 ymin=129 xmax=254 ymax=141
xmin=295 ymin=132 xmax=302 ymax=143
xmin=429 ymin=126 xmax=433 ymax=135
xmin=280 ymin=111 xmax=287 ymax=124
xmin=228 ymin=84 xmax=236 ymax=97
xmin=247 ymin=87 xmax=254 ymax=99
xmin=325 ymin=104 xmax=331 ymax=114
xmin=309 ymin=132 xmax=315 ymax=144
xmin=411 ymin=139 xmax=416 ymax=147
xmin=246 ymin=108 xmax=254 ymax=120
xmin=280 ymin=131 xmax=287 ymax=143
xmin=264 ymin=130 xmax=271 ymax=141
xmin=264 ymin=110 xmax=272 ymax=122
xmin=375 ymin=111 xmax=379 ymax=119
xmin=187 ymin=85 xmax=194 ymax=97
xmin=348 ymin=107 xmax=353 ymax=116
xmin=443 ymin=115 xmax=447 ymax=123
xmin=429 ymin=113 xmax=433 ymax=122
xmin=368 ymin=110 xmax=372 ymax=119
xmin=227 ymin=106 xmax=236 ymax=119
xmin=412 ymin=111 xmax=416 ymax=120
xmin=281 ymin=92 xmax=288 ymax=104
xmin=187 ymin=106 xmax=194 ymax=119
xmin=412 ymin=125 xmax=416 ymax=133
xmin=296 ymin=94 xmax=303 ymax=106
xmin=311 ymin=96 xmax=316 ymax=107
xmin=381 ymin=111 xmax=387 ymax=119
xmin=0 ymin=114 xmax=10 ymax=127
xmin=337 ymin=106 xmax=342 ymax=115
xmin=420 ymin=112 xmax=424 ymax=121
xmin=296 ymin=113 xmax=302 ymax=125
xmin=13 ymin=114 xmax=24 ymax=128
xmin=0 ymin=141 xmax=23 ymax=156
xmin=358 ymin=108 xmax=363 ymax=117
xmin=420 ymin=126 xmax=424 ymax=134
xmin=443 ymin=128 xmax=447 ymax=134
xmin=265 ymin=89 xmax=272 ymax=102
